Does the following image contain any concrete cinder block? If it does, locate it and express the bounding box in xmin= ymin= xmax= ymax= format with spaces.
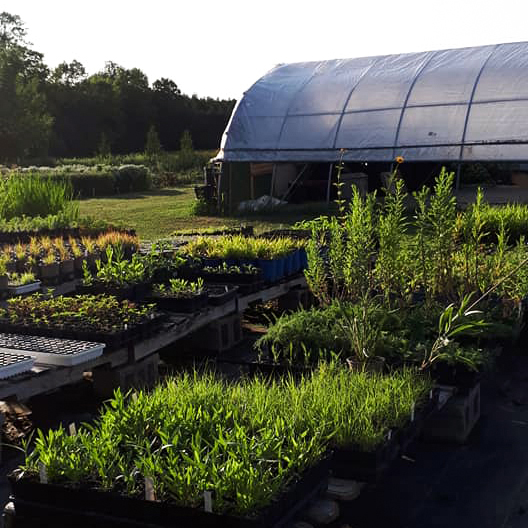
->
xmin=191 ymin=313 xmax=243 ymax=353
xmin=278 ymin=287 xmax=312 ymax=312
xmin=423 ymin=383 xmax=480 ymax=443
xmin=93 ymin=354 xmax=159 ymax=399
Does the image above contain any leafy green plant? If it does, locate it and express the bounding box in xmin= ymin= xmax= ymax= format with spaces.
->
xmin=376 ymin=172 xmax=408 ymax=302
xmin=154 ymin=278 xmax=204 ymax=298
xmin=83 ymin=246 xmax=146 ymax=287
xmin=8 ymin=272 xmax=36 ymax=286
xmin=0 ymin=293 xmax=155 ymax=333
xmin=255 ymin=303 xmax=351 ymax=364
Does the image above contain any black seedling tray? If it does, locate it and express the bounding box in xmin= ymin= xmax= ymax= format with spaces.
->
xmin=9 ymin=454 xmax=331 ymax=528
xmin=0 ymin=314 xmax=165 ymax=351
xmin=147 ymin=292 xmax=208 ymax=313
xmin=205 ymin=284 xmax=238 ymax=306
xmin=331 ymin=432 xmax=402 ymax=483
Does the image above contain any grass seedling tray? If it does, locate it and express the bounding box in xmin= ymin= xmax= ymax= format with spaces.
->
xmin=0 ymin=334 xmax=105 ymax=367
xmin=0 ymin=352 xmax=34 ymax=379
xmin=10 ymin=455 xmax=331 ymax=528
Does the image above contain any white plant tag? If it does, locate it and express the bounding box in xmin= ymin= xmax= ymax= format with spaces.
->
xmin=124 ymin=323 xmax=128 ymax=330
xmin=387 ymin=429 xmax=392 ymax=441
xmin=204 ymin=491 xmax=213 ymax=513
xmin=410 ymin=403 xmax=415 ymax=422
xmin=69 ymin=422 xmax=77 ymax=436
xmin=39 ymin=462 xmax=48 ymax=484
xmin=429 ymin=389 xmax=433 ymax=400
xmin=145 ymin=477 xmax=155 ymax=501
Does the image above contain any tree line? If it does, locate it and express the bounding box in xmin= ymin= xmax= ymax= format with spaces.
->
xmin=0 ymin=12 xmax=236 ymax=162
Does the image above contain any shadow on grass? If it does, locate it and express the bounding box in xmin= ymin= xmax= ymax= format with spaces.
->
xmin=80 ymin=188 xmax=188 ymax=201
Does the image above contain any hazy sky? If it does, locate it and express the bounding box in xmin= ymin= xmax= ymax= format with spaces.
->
xmin=3 ymin=0 xmax=527 ymax=100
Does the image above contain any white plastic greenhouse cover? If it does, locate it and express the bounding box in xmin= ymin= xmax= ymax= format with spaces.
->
xmin=217 ymin=42 xmax=528 ymax=163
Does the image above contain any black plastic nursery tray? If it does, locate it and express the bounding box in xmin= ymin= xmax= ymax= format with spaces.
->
xmin=0 ymin=351 xmax=34 ymax=379
xmin=247 ymin=361 xmax=314 ymax=378
xmin=205 ymin=284 xmax=238 ymax=306
xmin=76 ymin=282 xmax=151 ymax=302
xmin=0 ymin=334 xmax=105 ymax=367
xmin=9 ymin=455 xmax=331 ymax=528
xmin=331 ymin=431 xmax=402 ymax=483
xmin=0 ymin=314 xmax=165 ymax=351
xmin=147 ymin=292 xmax=208 ymax=313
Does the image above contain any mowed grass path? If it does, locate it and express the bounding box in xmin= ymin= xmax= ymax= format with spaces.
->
xmin=80 ymin=185 xmax=334 ymax=240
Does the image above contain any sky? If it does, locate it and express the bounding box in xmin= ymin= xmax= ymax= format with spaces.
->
xmin=3 ymin=0 xmax=528 ymax=100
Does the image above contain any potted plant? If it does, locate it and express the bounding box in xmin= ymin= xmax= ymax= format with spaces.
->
xmin=69 ymin=237 xmax=85 ymax=277
xmin=14 ymin=242 xmax=27 ymax=273
xmin=0 ymin=255 xmax=8 ymax=293
xmin=39 ymin=250 xmax=60 ymax=284
xmin=56 ymin=239 xmax=75 ymax=281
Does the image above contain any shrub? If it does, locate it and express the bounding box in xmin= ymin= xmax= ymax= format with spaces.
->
xmin=0 ymin=172 xmax=78 ymax=222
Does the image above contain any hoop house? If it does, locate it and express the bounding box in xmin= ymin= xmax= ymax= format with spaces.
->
xmin=218 ymin=42 xmax=528 ymax=163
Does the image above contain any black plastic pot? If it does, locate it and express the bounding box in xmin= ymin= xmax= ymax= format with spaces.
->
xmin=331 ymin=433 xmax=401 ymax=482
xmin=9 ymin=454 xmax=330 ymax=528
xmin=399 ymin=392 xmax=439 ymax=452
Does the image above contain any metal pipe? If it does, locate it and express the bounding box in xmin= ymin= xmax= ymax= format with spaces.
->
xmin=326 ymin=163 xmax=334 ymax=204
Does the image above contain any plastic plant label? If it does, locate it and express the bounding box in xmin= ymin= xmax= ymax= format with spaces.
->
xmin=145 ymin=477 xmax=155 ymax=501
xmin=124 ymin=324 xmax=128 ymax=330
xmin=204 ymin=491 xmax=213 ymax=513
xmin=39 ymin=462 xmax=48 ymax=484
xmin=411 ymin=403 xmax=415 ymax=422
xmin=429 ymin=389 xmax=433 ymax=399
xmin=69 ymin=422 xmax=77 ymax=436
xmin=387 ymin=430 xmax=392 ymax=441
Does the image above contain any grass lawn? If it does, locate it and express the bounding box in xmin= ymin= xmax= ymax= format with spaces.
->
xmin=80 ymin=185 xmax=335 ymax=240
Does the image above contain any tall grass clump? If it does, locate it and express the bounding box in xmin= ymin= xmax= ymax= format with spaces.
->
xmin=19 ymin=366 xmax=431 ymax=516
xmin=0 ymin=172 xmax=78 ymax=222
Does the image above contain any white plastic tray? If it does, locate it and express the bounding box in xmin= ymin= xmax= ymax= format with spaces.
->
xmin=0 ymin=334 xmax=105 ymax=367
xmin=0 ymin=353 xmax=34 ymax=379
